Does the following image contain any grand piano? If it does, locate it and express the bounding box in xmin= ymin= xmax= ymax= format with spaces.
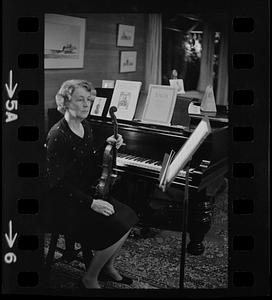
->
xmin=47 ymin=89 xmax=228 ymax=255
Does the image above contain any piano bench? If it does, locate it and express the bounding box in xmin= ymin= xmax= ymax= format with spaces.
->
xmin=43 ymin=232 xmax=93 ymax=284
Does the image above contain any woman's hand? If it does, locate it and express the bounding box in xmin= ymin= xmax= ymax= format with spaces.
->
xmin=106 ymin=134 xmax=124 ymax=150
xmin=91 ymin=199 xmax=115 ymax=216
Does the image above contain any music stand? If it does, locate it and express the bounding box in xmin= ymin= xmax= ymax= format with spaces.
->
xmin=179 ymin=159 xmax=191 ymax=288
xmin=159 ymin=117 xmax=212 ymax=289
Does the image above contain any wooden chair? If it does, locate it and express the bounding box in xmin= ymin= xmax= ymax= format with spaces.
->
xmin=45 ymin=232 xmax=93 ymax=268
xmin=43 ymin=231 xmax=93 ymax=285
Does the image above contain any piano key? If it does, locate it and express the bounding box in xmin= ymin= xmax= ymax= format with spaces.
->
xmin=116 ymin=154 xmax=194 ymax=178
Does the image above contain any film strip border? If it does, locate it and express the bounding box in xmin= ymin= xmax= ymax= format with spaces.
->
xmin=229 ymin=1 xmax=270 ymax=294
xmin=2 ymin=2 xmax=45 ymax=294
xmin=2 ymin=0 xmax=269 ymax=296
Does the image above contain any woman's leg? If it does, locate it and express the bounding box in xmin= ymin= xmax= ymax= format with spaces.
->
xmin=101 ymin=229 xmax=131 ymax=280
xmin=82 ymin=230 xmax=130 ymax=288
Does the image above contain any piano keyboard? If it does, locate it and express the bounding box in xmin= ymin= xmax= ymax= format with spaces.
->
xmin=116 ymin=153 xmax=194 ymax=178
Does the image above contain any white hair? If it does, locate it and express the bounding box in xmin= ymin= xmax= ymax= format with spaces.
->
xmin=55 ymin=79 xmax=95 ymax=114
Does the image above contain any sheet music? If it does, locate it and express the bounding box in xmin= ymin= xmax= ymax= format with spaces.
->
xmin=165 ymin=117 xmax=212 ymax=185
xmin=159 ymin=150 xmax=175 ymax=190
xmin=188 ymin=102 xmax=201 ymax=115
xmin=108 ymin=80 xmax=142 ymax=120
xmin=142 ymin=85 xmax=177 ymax=125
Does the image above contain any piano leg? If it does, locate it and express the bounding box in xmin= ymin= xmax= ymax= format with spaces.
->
xmin=135 ymin=179 xmax=157 ymax=237
xmin=187 ymin=190 xmax=213 ymax=255
xmin=111 ymin=176 xmax=156 ymax=237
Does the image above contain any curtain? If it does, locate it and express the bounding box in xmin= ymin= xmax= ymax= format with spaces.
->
xmin=197 ymin=23 xmax=215 ymax=93
xmin=145 ymin=14 xmax=162 ymax=92
xmin=216 ymin=27 xmax=229 ymax=106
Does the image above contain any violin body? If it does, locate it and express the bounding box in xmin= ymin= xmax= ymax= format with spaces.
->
xmin=96 ymin=144 xmax=117 ymax=200
xmin=95 ymin=106 xmax=118 ymax=200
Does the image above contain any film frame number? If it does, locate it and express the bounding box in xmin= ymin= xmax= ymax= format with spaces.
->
xmin=4 ymin=220 xmax=18 ymax=264
xmin=5 ymin=70 xmax=18 ymax=123
xmin=4 ymin=252 xmax=17 ymax=264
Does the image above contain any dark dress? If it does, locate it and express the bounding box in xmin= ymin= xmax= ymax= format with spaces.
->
xmin=45 ymin=117 xmax=139 ymax=250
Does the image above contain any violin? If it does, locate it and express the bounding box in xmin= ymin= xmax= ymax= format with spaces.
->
xmin=96 ymin=106 xmax=118 ymax=200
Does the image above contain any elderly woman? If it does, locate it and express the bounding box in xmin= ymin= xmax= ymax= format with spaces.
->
xmin=45 ymin=79 xmax=139 ymax=289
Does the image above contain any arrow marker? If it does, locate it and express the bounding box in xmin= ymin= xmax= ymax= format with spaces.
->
xmin=5 ymin=70 xmax=18 ymax=99
xmin=5 ymin=220 xmax=18 ymax=248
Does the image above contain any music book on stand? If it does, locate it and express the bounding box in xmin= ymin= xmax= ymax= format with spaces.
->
xmin=159 ymin=117 xmax=212 ymax=192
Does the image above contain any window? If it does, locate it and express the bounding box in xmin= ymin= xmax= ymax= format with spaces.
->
xmin=162 ymin=14 xmax=222 ymax=96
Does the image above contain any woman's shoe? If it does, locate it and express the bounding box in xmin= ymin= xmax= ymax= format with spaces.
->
xmin=77 ymin=278 xmax=101 ymax=289
xmin=98 ymin=272 xmax=133 ymax=285
xmin=116 ymin=274 xmax=133 ymax=285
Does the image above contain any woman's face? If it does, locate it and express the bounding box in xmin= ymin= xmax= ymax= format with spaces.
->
xmin=66 ymin=86 xmax=96 ymax=120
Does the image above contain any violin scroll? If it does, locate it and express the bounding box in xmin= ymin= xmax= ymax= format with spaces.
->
xmin=109 ymin=105 xmax=117 ymax=115
xmin=109 ymin=106 xmax=118 ymax=139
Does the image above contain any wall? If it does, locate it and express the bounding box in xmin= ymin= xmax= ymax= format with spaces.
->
xmin=45 ymin=13 xmax=147 ymax=130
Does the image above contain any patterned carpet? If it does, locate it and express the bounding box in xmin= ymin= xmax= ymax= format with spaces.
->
xmin=44 ymin=180 xmax=228 ymax=290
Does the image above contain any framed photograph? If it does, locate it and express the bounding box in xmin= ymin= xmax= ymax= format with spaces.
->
xmin=102 ymin=80 xmax=115 ymax=88
xmin=117 ymin=24 xmax=135 ymax=47
xmin=90 ymin=97 xmax=107 ymax=116
xmin=169 ymin=79 xmax=185 ymax=94
xmin=44 ymin=14 xmax=86 ymax=69
xmin=120 ymin=51 xmax=137 ymax=73
xmin=142 ymin=85 xmax=178 ymax=126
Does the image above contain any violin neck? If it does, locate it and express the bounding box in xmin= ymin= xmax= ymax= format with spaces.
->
xmin=114 ymin=124 xmax=118 ymax=140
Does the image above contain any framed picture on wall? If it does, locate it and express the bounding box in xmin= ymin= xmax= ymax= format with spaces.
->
xmin=117 ymin=24 xmax=135 ymax=47
xmin=44 ymin=14 xmax=86 ymax=69
xmin=120 ymin=51 xmax=137 ymax=73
